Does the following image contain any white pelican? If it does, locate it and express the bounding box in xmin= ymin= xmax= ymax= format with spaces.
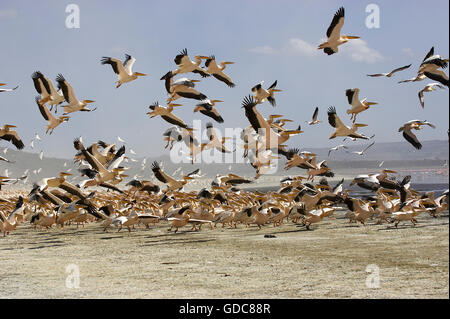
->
xmin=318 ymin=7 xmax=360 ymax=55
xmin=0 ymin=125 xmax=25 ymax=150
xmin=328 ymin=144 xmax=348 ymax=156
xmin=161 ymin=71 xmax=207 ymax=102
xmin=0 ymin=83 xmax=18 ymax=93
xmin=251 ymin=80 xmax=281 ymax=107
xmin=398 ymin=120 xmax=436 ymax=150
xmin=56 ymin=74 xmax=96 ymax=114
xmin=151 ymin=161 xmax=196 ymax=191
xmin=419 ymin=47 xmax=449 ymax=87
xmin=0 ymin=156 xmax=13 ymax=163
xmin=101 ymin=54 xmax=147 ymax=88
xmin=418 ymin=83 xmax=445 ymax=108
xmin=172 ymin=48 xmax=210 ymax=77
xmin=201 ymin=123 xmax=233 ymax=153
xmin=327 ymin=106 xmax=369 ymax=140
xmin=351 ymin=142 xmax=375 ymax=156
xmin=147 ymin=102 xmax=191 ymax=130
xmin=306 ymin=107 xmax=321 ymax=125
xmin=398 ymin=73 xmax=426 ymax=84
xmin=35 ymin=96 xmax=70 ymax=134
xmin=31 ymin=71 xmax=65 ymax=112
xmin=367 ymin=64 xmax=411 ymax=78
xmin=34 ymin=133 xmax=42 ymax=141
xmin=203 ymin=55 xmax=235 ymax=87
xmin=0 ymin=196 xmax=24 ymax=236
xmin=345 ymin=88 xmax=378 ymax=122
xmin=194 ymin=99 xmax=224 ymax=123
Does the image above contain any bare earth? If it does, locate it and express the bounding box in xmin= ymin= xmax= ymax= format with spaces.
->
xmin=0 ymin=210 xmax=448 ymax=299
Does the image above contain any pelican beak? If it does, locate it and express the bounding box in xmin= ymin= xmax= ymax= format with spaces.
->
xmin=84 ymin=100 xmax=95 ymax=104
xmin=0 ymin=83 xmax=5 ymax=86
xmin=223 ymin=62 xmax=234 ymax=65
xmin=5 ymin=125 xmax=17 ymax=128
xmin=121 ymin=174 xmax=129 ymax=178
xmin=170 ymin=104 xmax=183 ymax=107
xmin=191 ymin=80 xmax=201 ymax=83
xmin=366 ymin=102 xmax=378 ymax=106
xmin=287 ymin=130 xmax=302 ymax=135
xmin=212 ymin=100 xmax=224 ymax=103
xmin=135 ymin=72 xmax=147 ymax=76
xmin=272 ymin=89 xmax=282 ymax=92
xmin=198 ymin=56 xmax=210 ymax=59
xmin=346 ymin=36 xmax=360 ymax=39
xmin=383 ymin=170 xmax=397 ymax=174
xmin=355 ymin=123 xmax=368 ymax=127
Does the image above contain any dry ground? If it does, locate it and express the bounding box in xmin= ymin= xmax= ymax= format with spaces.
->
xmin=0 ymin=210 xmax=448 ymax=299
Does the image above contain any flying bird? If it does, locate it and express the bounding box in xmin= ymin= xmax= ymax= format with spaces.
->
xmin=351 ymin=142 xmax=375 ymax=156
xmin=161 ymin=71 xmax=208 ymax=102
xmin=367 ymin=64 xmax=411 ymax=78
xmin=345 ymin=88 xmax=378 ymax=122
xmin=0 ymin=83 xmax=18 ymax=93
xmin=318 ymin=7 xmax=360 ymax=55
xmin=398 ymin=73 xmax=427 ymax=84
xmin=0 ymin=125 xmax=25 ymax=150
xmin=327 ymin=106 xmax=369 ymax=140
xmin=251 ymin=80 xmax=281 ymax=107
xmin=35 ymin=96 xmax=70 ymax=134
xmin=148 ymin=102 xmax=192 ymax=130
xmin=419 ymin=47 xmax=449 ymax=87
xmin=328 ymin=144 xmax=348 ymax=156
xmin=398 ymin=120 xmax=436 ymax=150
xmin=101 ymin=54 xmax=147 ymax=88
xmin=172 ymin=49 xmax=210 ymax=78
xmin=203 ymin=55 xmax=235 ymax=87
xmin=193 ymin=100 xmax=224 ymax=123
xmin=306 ymin=107 xmax=321 ymax=125
xmin=56 ymin=74 xmax=96 ymax=114
xmin=418 ymin=83 xmax=445 ymax=108
xmin=30 ymin=71 xmax=65 ymax=112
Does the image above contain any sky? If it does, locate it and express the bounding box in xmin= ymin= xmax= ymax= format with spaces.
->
xmin=0 ymin=0 xmax=448 ymax=159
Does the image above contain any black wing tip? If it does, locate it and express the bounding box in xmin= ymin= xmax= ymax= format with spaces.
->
xmin=242 ymin=95 xmax=256 ymax=108
xmin=327 ymin=106 xmax=336 ymax=114
xmin=31 ymin=71 xmax=43 ymax=79
xmin=149 ymin=101 xmax=159 ymax=110
xmin=55 ymin=73 xmax=65 ymax=82
xmin=324 ymin=47 xmax=335 ymax=55
xmin=151 ymin=161 xmax=160 ymax=170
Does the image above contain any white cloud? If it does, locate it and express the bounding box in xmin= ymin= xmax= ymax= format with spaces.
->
xmin=283 ymin=38 xmax=318 ymax=57
xmin=0 ymin=9 xmax=18 ymax=19
xmin=340 ymin=39 xmax=384 ymax=63
xmin=402 ymin=48 xmax=415 ymax=58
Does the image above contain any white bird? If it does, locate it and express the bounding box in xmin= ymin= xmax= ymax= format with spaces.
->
xmin=130 ymin=149 xmax=136 ymax=155
xmin=367 ymin=64 xmax=411 ymax=78
xmin=398 ymin=73 xmax=426 ymax=84
xmin=328 ymin=144 xmax=348 ymax=156
xmin=418 ymin=83 xmax=445 ymax=108
xmin=39 ymin=151 xmax=44 ymax=160
xmin=31 ymin=72 xmax=65 ymax=112
xmin=0 ymin=83 xmax=18 ymax=93
xmin=378 ymin=161 xmax=385 ymax=168
xmin=2 ymin=148 xmax=7 ymax=154
xmin=399 ymin=120 xmax=436 ymax=150
xmin=29 ymin=140 xmax=34 ymax=149
xmin=306 ymin=107 xmax=321 ymax=125
xmin=101 ymin=54 xmax=147 ymax=88
xmin=318 ymin=7 xmax=360 ymax=55
xmin=172 ymin=48 xmax=210 ymax=78
xmin=351 ymin=142 xmax=375 ymax=156
xmin=56 ymin=74 xmax=96 ymax=115
xmin=419 ymin=47 xmax=449 ymax=87
xmin=251 ymin=80 xmax=281 ymax=107
xmin=34 ymin=133 xmax=41 ymax=141
xmin=327 ymin=106 xmax=369 ymax=140
xmin=0 ymin=156 xmax=13 ymax=164
xmin=345 ymin=88 xmax=378 ymax=122
xmin=117 ymin=136 xmax=126 ymax=143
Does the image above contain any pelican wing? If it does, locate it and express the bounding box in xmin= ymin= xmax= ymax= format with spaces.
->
xmin=36 ymin=96 xmax=53 ymax=121
xmin=122 ymin=54 xmax=136 ymax=75
xmin=389 ymin=64 xmax=412 ymax=75
xmin=56 ymin=74 xmax=78 ymax=104
xmin=402 ymin=129 xmax=421 ymax=150
xmin=212 ymin=73 xmax=235 ymax=88
xmin=312 ymin=107 xmax=319 ymax=121
xmin=327 ymin=7 xmax=345 ymax=40
xmin=1 ymin=131 xmax=24 ymax=150
xmin=424 ymin=71 xmax=449 ymax=87
xmin=327 ymin=106 xmax=345 ymax=129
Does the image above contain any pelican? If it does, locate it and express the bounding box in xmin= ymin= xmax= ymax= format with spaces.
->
xmin=101 ymin=54 xmax=146 ymax=88
xmin=367 ymin=64 xmax=411 ymax=77
xmin=306 ymin=107 xmax=321 ymax=125
xmin=0 ymin=156 xmax=14 ymax=163
xmin=35 ymin=96 xmax=69 ymax=134
xmin=418 ymin=83 xmax=445 ymax=108
xmin=201 ymin=123 xmax=233 ymax=153
xmin=147 ymin=102 xmax=191 ymax=130
xmin=251 ymin=80 xmax=281 ymax=106
xmin=172 ymin=48 xmax=209 ymax=77
xmin=31 ymin=71 xmax=65 ymax=112
xmin=203 ymin=55 xmax=235 ymax=87
xmin=328 ymin=144 xmax=348 ymax=156
xmin=0 ymin=83 xmax=18 ymax=93
xmin=0 ymin=125 xmax=25 ymax=150
xmin=398 ymin=73 xmax=426 ymax=84
xmin=398 ymin=120 xmax=436 ymax=150
xmin=161 ymin=71 xmax=207 ymax=102
xmin=151 ymin=161 xmax=196 ymax=191
xmin=56 ymin=74 xmax=96 ymax=114
xmin=318 ymin=7 xmax=360 ymax=55
xmin=193 ymin=100 xmax=224 ymax=123
xmin=345 ymin=88 xmax=378 ymax=122
xmin=419 ymin=47 xmax=449 ymax=86
xmin=0 ymin=196 xmax=24 ymax=236
xmin=351 ymin=142 xmax=375 ymax=156
xmin=327 ymin=106 xmax=369 ymax=140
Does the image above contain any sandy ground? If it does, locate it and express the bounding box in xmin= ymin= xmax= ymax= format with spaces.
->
xmin=0 ymin=210 xmax=448 ymax=299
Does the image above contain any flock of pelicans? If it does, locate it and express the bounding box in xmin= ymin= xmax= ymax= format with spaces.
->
xmin=1 ymin=7 xmax=449 ymax=237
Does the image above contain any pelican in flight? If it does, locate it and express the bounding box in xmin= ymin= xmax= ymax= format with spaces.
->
xmin=35 ymin=96 xmax=70 ymax=134
xmin=351 ymin=142 xmax=375 ymax=156
xmin=306 ymin=107 xmax=321 ymax=125
xmin=327 ymin=106 xmax=369 ymax=140
xmin=0 ymin=125 xmax=24 ymax=150
xmin=161 ymin=71 xmax=207 ymax=102
xmin=56 ymin=74 xmax=96 ymax=114
xmin=147 ymin=102 xmax=191 ymax=130
xmin=398 ymin=73 xmax=427 ymax=84
xmin=0 ymin=83 xmax=18 ymax=93
xmin=418 ymin=83 xmax=445 ymax=108
xmin=318 ymin=7 xmax=360 ymax=55
xmin=151 ymin=161 xmax=196 ymax=191
xmin=201 ymin=123 xmax=233 ymax=153
xmin=399 ymin=120 xmax=436 ymax=150
xmin=251 ymin=80 xmax=281 ymax=107
xmin=419 ymin=47 xmax=449 ymax=87
xmin=101 ymin=54 xmax=146 ymax=88
xmin=31 ymin=71 xmax=65 ymax=112
xmin=203 ymin=55 xmax=235 ymax=87
xmin=172 ymin=49 xmax=210 ymax=78
xmin=194 ymin=99 xmax=224 ymax=123
xmin=345 ymin=88 xmax=377 ymax=122
xmin=367 ymin=64 xmax=411 ymax=78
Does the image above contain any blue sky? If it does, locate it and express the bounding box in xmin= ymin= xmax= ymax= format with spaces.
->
xmin=0 ymin=0 xmax=448 ymax=159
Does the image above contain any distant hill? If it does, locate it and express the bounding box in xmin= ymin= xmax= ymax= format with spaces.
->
xmin=1 ymin=140 xmax=448 ymax=187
